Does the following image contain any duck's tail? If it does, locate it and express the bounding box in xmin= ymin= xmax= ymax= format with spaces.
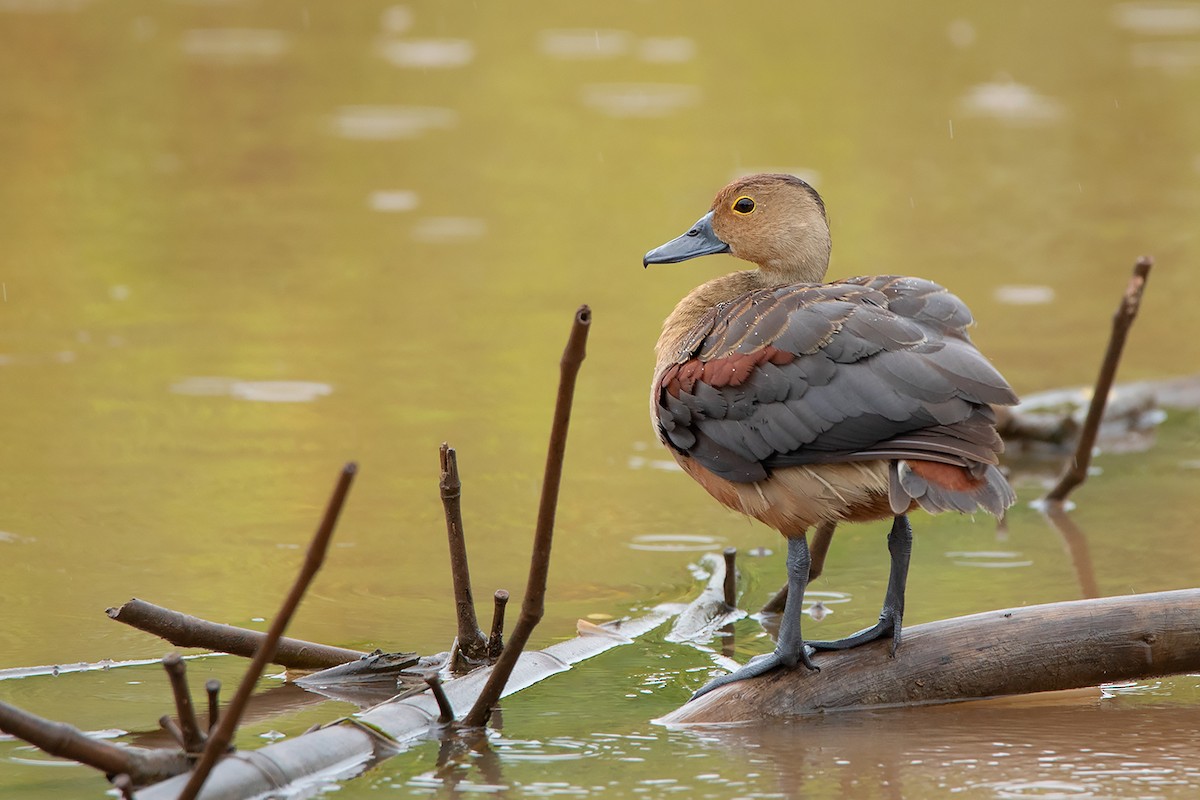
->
xmin=888 ymin=459 xmax=1014 ymax=518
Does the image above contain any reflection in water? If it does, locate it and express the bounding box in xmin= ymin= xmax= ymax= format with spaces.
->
xmin=580 ymin=83 xmax=701 ymax=118
xmin=331 ymin=106 xmax=457 ymax=140
xmin=673 ymin=701 xmax=1200 ymax=799
xmin=180 ymin=29 xmax=290 ymax=63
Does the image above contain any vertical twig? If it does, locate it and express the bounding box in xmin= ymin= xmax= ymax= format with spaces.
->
xmin=462 ymin=305 xmax=591 ymax=727
xmin=177 ymin=463 xmax=357 ymax=800
xmin=205 ymin=680 xmax=221 ymax=734
xmin=441 ymin=444 xmax=489 ymax=669
xmin=487 ymin=589 xmax=509 ymax=659
xmin=425 ymin=675 xmax=455 ymax=724
xmin=722 ymin=548 xmax=737 ymax=608
xmin=1044 ymin=257 xmax=1152 ymax=504
xmin=162 ymin=654 xmax=205 ymax=753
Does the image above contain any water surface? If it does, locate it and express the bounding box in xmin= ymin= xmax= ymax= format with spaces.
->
xmin=1 ymin=1 xmax=1199 ymax=797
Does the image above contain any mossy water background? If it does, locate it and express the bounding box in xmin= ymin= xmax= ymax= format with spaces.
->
xmin=2 ymin=1 xmax=1199 ymax=797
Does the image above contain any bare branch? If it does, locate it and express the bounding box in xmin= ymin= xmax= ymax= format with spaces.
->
xmin=462 ymin=305 xmax=591 ymax=727
xmin=1045 ymin=257 xmax=1152 ymax=503
xmin=440 ymin=444 xmax=489 ymax=670
xmin=106 ymin=599 xmax=368 ymax=670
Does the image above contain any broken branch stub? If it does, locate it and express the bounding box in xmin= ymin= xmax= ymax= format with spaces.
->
xmin=440 ymin=444 xmax=490 ymax=671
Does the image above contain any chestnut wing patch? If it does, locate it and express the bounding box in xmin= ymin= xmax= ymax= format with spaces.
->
xmin=655 ymin=278 xmax=1016 ymax=483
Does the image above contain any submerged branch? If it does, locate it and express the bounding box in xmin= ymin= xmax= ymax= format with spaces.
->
xmin=0 ymin=701 xmax=188 ymax=784
xmin=106 ymin=599 xmax=369 ymax=671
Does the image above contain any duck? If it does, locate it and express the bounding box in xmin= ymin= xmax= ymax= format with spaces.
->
xmin=644 ymin=173 xmax=1017 ymax=699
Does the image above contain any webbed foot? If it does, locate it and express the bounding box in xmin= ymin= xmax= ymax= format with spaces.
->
xmin=690 ymin=644 xmax=819 ymax=701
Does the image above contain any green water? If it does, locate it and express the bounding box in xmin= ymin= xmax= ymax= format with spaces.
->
xmin=2 ymin=1 xmax=1199 ymax=797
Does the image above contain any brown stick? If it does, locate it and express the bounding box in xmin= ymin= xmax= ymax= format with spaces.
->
xmin=440 ymin=444 xmax=489 ymax=669
xmin=1044 ymin=257 xmax=1152 ymax=503
xmin=461 ymin=305 xmax=591 ymax=727
xmin=0 ymin=700 xmax=189 ymax=784
xmin=161 ymin=653 xmax=205 ymax=753
xmin=661 ymin=588 xmax=1200 ymax=725
xmin=178 ymin=462 xmax=357 ymax=800
xmin=487 ymin=589 xmax=509 ymax=659
xmin=106 ymin=599 xmax=368 ymax=670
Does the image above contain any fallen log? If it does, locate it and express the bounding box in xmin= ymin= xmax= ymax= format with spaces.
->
xmin=659 ymin=588 xmax=1200 ymax=725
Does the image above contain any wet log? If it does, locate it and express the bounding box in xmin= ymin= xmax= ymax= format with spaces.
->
xmin=659 ymin=588 xmax=1200 ymax=725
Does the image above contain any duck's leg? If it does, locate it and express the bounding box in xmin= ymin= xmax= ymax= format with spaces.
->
xmin=807 ymin=514 xmax=912 ymax=654
xmin=691 ymin=533 xmax=818 ymax=700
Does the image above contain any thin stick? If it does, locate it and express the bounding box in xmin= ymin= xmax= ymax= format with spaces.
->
xmin=162 ymin=653 xmax=205 ymax=753
xmin=425 ymin=675 xmax=455 ymax=724
xmin=205 ymin=680 xmax=220 ymax=733
xmin=440 ymin=444 xmax=489 ymax=669
xmin=462 ymin=305 xmax=591 ymax=727
xmin=722 ymin=548 xmax=737 ymax=608
xmin=106 ymin=599 xmax=367 ymax=669
xmin=488 ymin=589 xmax=509 ymax=659
xmin=1045 ymin=257 xmax=1152 ymax=503
xmin=0 ymin=700 xmax=189 ymax=784
xmin=177 ymin=462 xmax=357 ymax=800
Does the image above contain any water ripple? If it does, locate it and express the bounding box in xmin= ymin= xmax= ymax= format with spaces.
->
xmin=959 ymin=80 xmax=1066 ymax=124
xmin=538 ymin=29 xmax=631 ymax=59
xmin=581 ymin=83 xmax=700 ymax=118
xmin=377 ymin=38 xmax=474 ymax=68
xmin=181 ymin=29 xmax=290 ymax=63
xmin=331 ymin=105 xmax=457 ymax=140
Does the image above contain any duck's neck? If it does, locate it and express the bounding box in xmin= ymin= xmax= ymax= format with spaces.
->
xmin=655 ymin=270 xmax=779 ymax=367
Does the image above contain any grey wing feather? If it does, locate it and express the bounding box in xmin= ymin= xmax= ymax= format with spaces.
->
xmin=656 ymin=277 xmax=1017 ymax=491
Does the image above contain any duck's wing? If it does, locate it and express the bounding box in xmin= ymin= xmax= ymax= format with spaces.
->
xmin=655 ymin=276 xmax=1018 ymax=489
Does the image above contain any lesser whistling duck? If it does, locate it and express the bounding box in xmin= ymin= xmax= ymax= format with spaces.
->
xmin=645 ymin=174 xmax=1017 ymax=699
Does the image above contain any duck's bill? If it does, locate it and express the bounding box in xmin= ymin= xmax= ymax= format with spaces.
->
xmin=643 ymin=211 xmax=731 ymax=267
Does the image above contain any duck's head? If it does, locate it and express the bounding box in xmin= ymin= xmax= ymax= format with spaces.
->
xmin=643 ymin=173 xmax=832 ymax=284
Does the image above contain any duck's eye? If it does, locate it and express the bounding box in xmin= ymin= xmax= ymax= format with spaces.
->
xmin=732 ymin=196 xmax=755 ymax=215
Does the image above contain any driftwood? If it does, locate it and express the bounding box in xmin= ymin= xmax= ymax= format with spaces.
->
xmin=135 ymin=606 xmax=678 ymax=800
xmin=107 ymin=598 xmax=377 ymax=671
xmin=659 ymin=588 xmax=1200 ymax=725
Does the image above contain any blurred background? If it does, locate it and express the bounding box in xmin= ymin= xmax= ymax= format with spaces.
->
xmin=1 ymin=1 xmax=1199 ymax=797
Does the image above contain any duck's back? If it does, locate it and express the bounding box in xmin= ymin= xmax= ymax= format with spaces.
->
xmin=652 ymin=275 xmax=1017 ymax=524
